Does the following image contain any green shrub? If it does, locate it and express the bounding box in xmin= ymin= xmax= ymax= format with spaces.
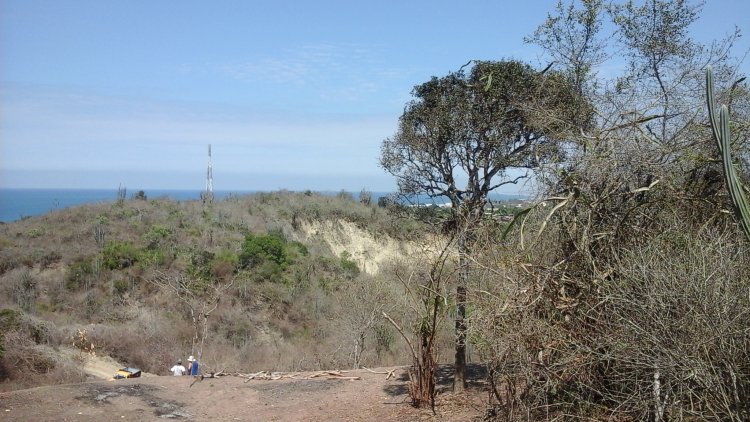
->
xmin=66 ymin=257 xmax=94 ymax=290
xmin=240 ymin=233 xmax=288 ymax=268
xmin=249 ymin=260 xmax=286 ymax=284
xmin=94 ymin=214 xmax=110 ymax=225
xmin=339 ymin=253 xmax=360 ymax=280
xmin=318 ymin=276 xmax=338 ymax=293
xmin=138 ymin=248 xmax=165 ymax=266
xmin=287 ymin=241 xmax=309 ymax=258
xmin=102 ymin=241 xmax=139 ymax=269
xmin=189 ymin=250 xmax=215 ymax=280
xmin=34 ymin=249 xmax=62 ymax=269
xmin=143 ymin=225 xmax=172 ymax=249
xmin=0 ymin=308 xmax=22 ymax=333
xmin=113 ymin=279 xmax=129 ymax=294
xmin=211 ymin=248 xmax=239 ymax=280
xmin=377 ymin=196 xmax=388 ymax=208
xmin=214 ymin=248 xmax=239 ymax=267
xmin=374 ymin=323 xmax=394 ymax=358
xmin=26 ymin=227 xmax=44 ymax=238
xmin=112 ymin=205 xmax=140 ymax=220
xmin=101 ymin=240 xmax=164 ymax=269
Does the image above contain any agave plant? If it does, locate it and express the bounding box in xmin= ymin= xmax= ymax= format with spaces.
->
xmin=705 ymin=66 xmax=750 ymax=241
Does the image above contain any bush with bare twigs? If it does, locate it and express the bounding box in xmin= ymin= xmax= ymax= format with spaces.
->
xmin=467 ymin=1 xmax=750 ymax=419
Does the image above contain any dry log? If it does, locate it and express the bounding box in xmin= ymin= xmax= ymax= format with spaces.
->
xmin=362 ymin=367 xmax=397 ymax=380
xmin=234 ymin=369 xmax=361 ymax=382
xmin=306 ymin=370 xmax=360 ymax=380
xmin=238 ymin=370 xmax=298 ymax=382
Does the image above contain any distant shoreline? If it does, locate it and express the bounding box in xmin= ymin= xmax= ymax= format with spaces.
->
xmin=0 ymin=188 xmax=530 ymax=223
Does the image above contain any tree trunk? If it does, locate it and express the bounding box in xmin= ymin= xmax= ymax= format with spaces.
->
xmin=190 ymin=307 xmax=198 ymax=356
xmin=354 ymin=333 xmax=364 ymax=369
xmin=653 ymin=367 xmax=664 ymax=422
xmin=454 ymin=240 xmax=469 ymax=392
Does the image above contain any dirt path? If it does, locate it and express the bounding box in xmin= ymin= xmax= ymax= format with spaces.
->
xmin=0 ymin=366 xmax=487 ymax=421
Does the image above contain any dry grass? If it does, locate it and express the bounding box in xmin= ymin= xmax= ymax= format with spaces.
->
xmin=0 ymin=191 xmax=428 ymax=390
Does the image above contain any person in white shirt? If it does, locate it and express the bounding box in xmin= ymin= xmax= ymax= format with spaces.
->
xmin=170 ymin=359 xmax=186 ymax=376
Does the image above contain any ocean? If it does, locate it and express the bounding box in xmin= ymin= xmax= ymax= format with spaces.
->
xmin=0 ymin=189 xmax=226 ymax=223
xmin=0 ymin=188 xmax=528 ymax=223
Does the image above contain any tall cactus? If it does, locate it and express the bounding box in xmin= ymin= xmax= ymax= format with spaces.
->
xmin=705 ymin=66 xmax=750 ymax=241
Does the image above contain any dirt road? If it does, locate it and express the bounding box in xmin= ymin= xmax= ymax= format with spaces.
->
xmin=0 ymin=366 xmax=487 ymax=421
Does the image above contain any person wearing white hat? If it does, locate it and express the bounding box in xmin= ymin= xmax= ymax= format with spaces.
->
xmin=187 ymin=355 xmax=199 ymax=376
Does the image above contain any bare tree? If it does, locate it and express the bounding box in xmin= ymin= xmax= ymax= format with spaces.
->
xmin=333 ymin=275 xmax=392 ymax=369
xmin=382 ymin=234 xmax=456 ymax=410
xmin=525 ymin=0 xmax=608 ymax=97
xmin=151 ymin=271 xmax=234 ymax=364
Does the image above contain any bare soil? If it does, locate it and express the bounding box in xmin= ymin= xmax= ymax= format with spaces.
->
xmin=0 ymin=365 xmax=489 ymax=421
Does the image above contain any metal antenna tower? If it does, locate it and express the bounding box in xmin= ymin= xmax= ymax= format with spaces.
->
xmin=205 ymin=144 xmax=214 ymax=203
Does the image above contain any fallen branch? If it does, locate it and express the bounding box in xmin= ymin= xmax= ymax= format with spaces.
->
xmin=382 ymin=312 xmax=417 ymax=362
xmin=232 ymin=369 xmax=362 ymax=382
xmin=307 ymin=371 xmax=361 ymax=381
xmin=362 ymin=367 xmax=397 ymax=380
xmin=189 ymin=370 xmax=226 ymax=387
xmin=237 ymin=371 xmax=299 ymax=382
xmin=205 ymin=370 xmax=224 ymax=378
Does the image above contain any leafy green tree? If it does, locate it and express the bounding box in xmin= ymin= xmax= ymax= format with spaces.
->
xmin=240 ymin=233 xmax=288 ymax=268
xmin=380 ymin=59 xmax=587 ymax=390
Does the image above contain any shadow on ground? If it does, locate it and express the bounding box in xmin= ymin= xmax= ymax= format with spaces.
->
xmin=383 ymin=363 xmax=487 ymax=397
xmin=76 ymin=384 xmax=190 ymax=419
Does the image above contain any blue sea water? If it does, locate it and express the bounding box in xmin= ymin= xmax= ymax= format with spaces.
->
xmin=0 ymin=189 xmax=221 ymax=223
xmin=0 ymin=188 xmax=528 ymax=223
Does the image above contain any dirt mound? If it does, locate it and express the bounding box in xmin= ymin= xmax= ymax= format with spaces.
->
xmin=0 ymin=366 xmax=487 ymax=421
xmin=58 ymin=347 xmax=156 ymax=381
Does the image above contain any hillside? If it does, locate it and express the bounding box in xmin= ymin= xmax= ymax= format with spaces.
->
xmin=0 ymin=191 xmax=441 ymax=392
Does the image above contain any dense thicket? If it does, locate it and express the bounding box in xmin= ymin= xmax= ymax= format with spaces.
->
xmin=469 ymin=0 xmax=750 ymax=420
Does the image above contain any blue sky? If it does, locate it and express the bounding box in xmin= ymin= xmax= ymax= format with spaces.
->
xmin=1 ymin=1 xmax=749 ymax=193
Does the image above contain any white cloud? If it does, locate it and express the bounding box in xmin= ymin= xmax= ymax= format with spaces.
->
xmin=214 ymin=42 xmax=421 ymax=105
